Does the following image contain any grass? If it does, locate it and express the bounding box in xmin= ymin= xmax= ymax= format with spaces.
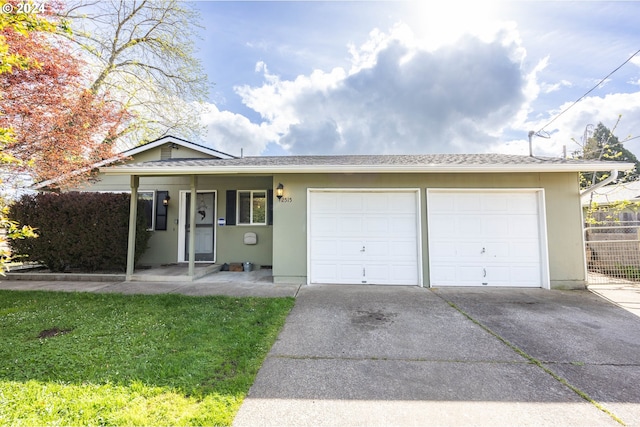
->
xmin=0 ymin=290 xmax=295 ymax=426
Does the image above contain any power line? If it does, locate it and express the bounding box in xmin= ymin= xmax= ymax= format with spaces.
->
xmin=536 ymin=48 xmax=640 ymax=135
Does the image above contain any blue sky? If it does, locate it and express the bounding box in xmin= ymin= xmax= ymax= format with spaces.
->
xmin=189 ymin=1 xmax=640 ymax=158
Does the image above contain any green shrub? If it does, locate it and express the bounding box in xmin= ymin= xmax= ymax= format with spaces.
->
xmin=9 ymin=192 xmax=150 ymax=272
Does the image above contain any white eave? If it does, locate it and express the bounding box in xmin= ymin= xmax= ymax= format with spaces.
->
xmin=100 ymin=156 xmax=635 ymax=176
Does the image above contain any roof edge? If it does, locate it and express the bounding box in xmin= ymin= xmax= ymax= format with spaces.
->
xmin=101 ymin=161 xmax=636 ymax=176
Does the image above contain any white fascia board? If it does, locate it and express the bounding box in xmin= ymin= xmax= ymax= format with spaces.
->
xmin=101 ymin=161 xmax=635 ymax=176
xmin=122 ymin=136 xmax=235 ymax=159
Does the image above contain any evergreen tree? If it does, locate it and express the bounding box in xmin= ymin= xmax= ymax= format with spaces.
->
xmin=579 ymin=122 xmax=639 ymax=189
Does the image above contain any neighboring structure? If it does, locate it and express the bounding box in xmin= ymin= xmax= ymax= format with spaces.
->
xmin=584 ymin=179 xmax=640 ymax=223
xmin=61 ymin=135 xmax=633 ymax=289
xmin=582 ymin=180 xmax=640 ymax=284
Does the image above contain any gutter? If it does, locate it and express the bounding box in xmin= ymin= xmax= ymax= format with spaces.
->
xmin=580 ymin=169 xmax=618 ymax=203
xmin=101 ymin=163 xmax=635 ymax=176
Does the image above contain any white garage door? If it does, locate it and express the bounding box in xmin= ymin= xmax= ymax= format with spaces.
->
xmin=309 ymin=190 xmax=421 ymax=285
xmin=427 ymin=189 xmax=549 ymax=288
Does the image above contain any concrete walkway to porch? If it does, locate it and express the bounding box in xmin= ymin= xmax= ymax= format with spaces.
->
xmin=0 ymin=267 xmax=301 ymax=298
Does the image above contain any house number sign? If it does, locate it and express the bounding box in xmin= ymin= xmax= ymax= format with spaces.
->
xmin=278 ymin=197 xmax=293 ymax=203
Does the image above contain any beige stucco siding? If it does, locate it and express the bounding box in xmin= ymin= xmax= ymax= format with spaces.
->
xmin=272 ymin=172 xmax=586 ymax=289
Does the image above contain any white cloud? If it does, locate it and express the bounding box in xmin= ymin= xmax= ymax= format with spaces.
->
xmin=234 ymin=24 xmax=528 ymax=155
xmin=200 ymin=104 xmax=274 ymax=156
xmin=491 ymin=91 xmax=640 ymax=158
xmin=197 ymin=15 xmax=640 ymax=159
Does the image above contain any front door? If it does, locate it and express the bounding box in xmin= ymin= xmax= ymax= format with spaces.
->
xmin=180 ymin=191 xmax=216 ymax=262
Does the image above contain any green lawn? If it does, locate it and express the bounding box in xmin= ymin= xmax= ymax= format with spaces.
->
xmin=0 ymin=290 xmax=295 ymax=426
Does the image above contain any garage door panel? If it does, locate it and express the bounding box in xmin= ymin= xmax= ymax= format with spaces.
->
xmin=391 ymin=215 xmax=418 ymax=233
xmin=342 ymin=215 xmax=364 ymax=232
xmin=388 ymin=239 xmax=417 ymax=258
xmin=482 ymin=195 xmax=509 ymax=212
xmin=310 ymin=191 xmax=420 ymax=285
xmin=455 ymin=194 xmax=483 ymax=212
xmin=311 ymin=193 xmax=338 ymax=212
xmin=364 ymin=263 xmax=418 ymax=285
xmin=363 ymin=216 xmax=390 ymax=234
xmin=339 ymin=194 xmax=364 ymax=211
xmin=509 ymin=241 xmax=541 ymax=259
xmin=508 ymin=216 xmax=540 ymax=237
xmin=339 ymin=264 xmax=365 ymax=282
xmin=428 ymin=190 xmax=547 ymax=288
xmin=310 ymin=215 xmax=338 ymax=234
xmin=309 ymin=262 xmax=339 ymax=283
xmin=311 ymin=239 xmax=338 ymax=257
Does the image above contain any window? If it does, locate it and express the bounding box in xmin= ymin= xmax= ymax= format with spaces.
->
xmin=138 ymin=191 xmax=155 ymax=231
xmin=238 ymin=190 xmax=267 ymax=225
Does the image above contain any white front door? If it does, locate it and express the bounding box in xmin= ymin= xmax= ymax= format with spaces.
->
xmin=427 ymin=189 xmax=549 ymax=288
xmin=179 ymin=191 xmax=216 ymax=262
xmin=308 ymin=190 xmax=422 ymax=285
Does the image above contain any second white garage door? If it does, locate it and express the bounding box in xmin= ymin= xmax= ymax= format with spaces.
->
xmin=427 ymin=189 xmax=549 ymax=288
xmin=308 ymin=190 xmax=421 ymax=285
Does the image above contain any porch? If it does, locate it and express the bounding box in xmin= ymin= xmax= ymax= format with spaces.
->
xmin=5 ymin=263 xmax=274 ymax=284
xmin=1 ymin=266 xmax=300 ymax=297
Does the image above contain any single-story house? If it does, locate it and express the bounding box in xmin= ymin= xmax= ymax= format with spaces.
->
xmin=54 ymin=135 xmax=633 ymax=289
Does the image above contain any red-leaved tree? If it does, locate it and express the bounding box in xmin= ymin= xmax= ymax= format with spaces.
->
xmin=0 ymin=0 xmax=129 ymax=189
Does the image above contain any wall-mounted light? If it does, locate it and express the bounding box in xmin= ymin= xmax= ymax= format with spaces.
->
xmin=276 ymin=183 xmax=284 ymax=200
xmin=162 ymin=193 xmax=171 ymax=207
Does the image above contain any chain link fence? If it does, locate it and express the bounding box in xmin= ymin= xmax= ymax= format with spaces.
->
xmin=585 ymin=222 xmax=640 ymax=284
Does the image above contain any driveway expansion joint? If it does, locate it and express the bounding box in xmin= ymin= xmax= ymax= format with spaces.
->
xmin=433 ymin=291 xmax=627 ymax=426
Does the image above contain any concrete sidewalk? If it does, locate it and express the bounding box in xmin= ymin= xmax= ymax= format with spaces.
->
xmin=233 ymin=285 xmax=640 ymax=427
xmin=0 ymin=270 xmax=301 ymax=297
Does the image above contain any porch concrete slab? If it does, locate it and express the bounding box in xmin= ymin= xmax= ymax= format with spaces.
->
xmin=0 ymin=277 xmax=300 ymax=298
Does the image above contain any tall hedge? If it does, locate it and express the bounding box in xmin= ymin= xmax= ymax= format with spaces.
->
xmin=9 ymin=192 xmax=151 ymax=272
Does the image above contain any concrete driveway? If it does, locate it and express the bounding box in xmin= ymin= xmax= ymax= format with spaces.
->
xmin=233 ymin=285 xmax=640 ymax=427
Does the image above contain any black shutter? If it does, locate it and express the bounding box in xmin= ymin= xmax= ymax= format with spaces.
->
xmin=267 ymin=189 xmax=273 ymax=225
xmin=226 ymin=190 xmax=237 ymax=225
xmin=155 ymin=191 xmax=168 ymax=230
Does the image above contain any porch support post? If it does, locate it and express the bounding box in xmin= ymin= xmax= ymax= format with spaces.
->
xmin=126 ymin=175 xmax=139 ymax=280
xmin=188 ymin=175 xmax=197 ymax=277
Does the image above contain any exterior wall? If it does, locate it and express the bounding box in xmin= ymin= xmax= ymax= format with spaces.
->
xmin=126 ymin=145 xmax=216 ymax=163
xmin=74 ymin=172 xmax=273 ymax=268
xmin=75 ymin=168 xmax=586 ymax=289
xmin=272 ymin=172 xmax=586 ymax=289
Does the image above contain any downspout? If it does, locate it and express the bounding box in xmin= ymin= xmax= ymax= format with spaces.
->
xmin=580 ymin=169 xmax=618 ymax=203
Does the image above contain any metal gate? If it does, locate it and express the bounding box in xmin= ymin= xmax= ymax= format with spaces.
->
xmin=585 ymin=222 xmax=640 ymax=284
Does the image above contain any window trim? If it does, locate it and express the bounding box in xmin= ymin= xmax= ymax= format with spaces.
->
xmin=237 ymin=190 xmax=268 ymax=225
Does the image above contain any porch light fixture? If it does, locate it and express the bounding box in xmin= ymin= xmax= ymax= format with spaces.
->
xmin=162 ymin=193 xmax=171 ymax=207
xmin=276 ymin=183 xmax=284 ymax=200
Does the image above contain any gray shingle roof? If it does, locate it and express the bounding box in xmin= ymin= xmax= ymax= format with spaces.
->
xmin=102 ymin=153 xmax=633 ymax=175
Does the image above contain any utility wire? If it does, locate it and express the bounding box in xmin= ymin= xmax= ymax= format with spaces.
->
xmin=536 ymin=48 xmax=640 ymax=135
